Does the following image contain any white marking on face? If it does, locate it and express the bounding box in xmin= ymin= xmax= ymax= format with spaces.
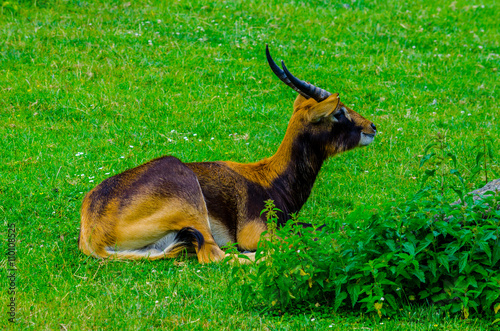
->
xmin=342 ymin=107 xmax=352 ymax=121
xmin=359 ymin=132 xmax=375 ymax=146
xmin=331 ymin=114 xmax=339 ymax=123
xmin=330 ymin=107 xmax=351 ymax=123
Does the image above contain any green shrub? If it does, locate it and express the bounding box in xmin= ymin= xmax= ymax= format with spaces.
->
xmin=231 ymin=142 xmax=500 ymax=321
xmin=233 ymin=192 xmax=499 ymax=320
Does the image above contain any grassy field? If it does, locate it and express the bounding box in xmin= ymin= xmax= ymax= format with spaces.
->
xmin=1 ymin=0 xmax=499 ymax=329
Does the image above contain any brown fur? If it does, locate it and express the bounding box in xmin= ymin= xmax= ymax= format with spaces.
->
xmin=79 ymin=89 xmax=376 ymax=263
xmin=237 ymin=221 xmax=268 ymax=251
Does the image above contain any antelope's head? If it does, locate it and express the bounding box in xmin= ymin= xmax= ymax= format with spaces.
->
xmin=266 ymin=45 xmax=377 ymax=157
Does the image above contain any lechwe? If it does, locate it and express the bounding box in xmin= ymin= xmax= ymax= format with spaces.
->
xmin=79 ymin=45 xmax=377 ymax=263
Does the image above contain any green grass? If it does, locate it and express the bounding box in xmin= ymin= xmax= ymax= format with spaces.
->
xmin=1 ymin=0 xmax=499 ymax=329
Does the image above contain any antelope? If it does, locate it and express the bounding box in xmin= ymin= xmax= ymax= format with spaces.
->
xmin=79 ymin=45 xmax=377 ymax=263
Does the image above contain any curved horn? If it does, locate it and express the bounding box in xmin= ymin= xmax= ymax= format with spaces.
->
xmin=280 ymin=61 xmax=332 ymax=102
xmin=266 ymin=45 xmax=311 ymax=99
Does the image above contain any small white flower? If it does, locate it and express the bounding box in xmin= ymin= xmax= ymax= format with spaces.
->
xmin=311 ymin=318 xmax=315 ymax=322
xmin=197 ymin=270 xmax=201 ymax=273
xmin=129 ymin=145 xmax=134 ymax=148
xmin=120 ymin=156 xmax=125 ymax=159
xmin=105 ymin=172 xmax=110 ymax=175
xmin=211 ymin=137 xmax=214 ymax=140
xmin=157 ymin=19 xmax=162 ymax=23
xmin=381 ymin=297 xmax=385 ymax=301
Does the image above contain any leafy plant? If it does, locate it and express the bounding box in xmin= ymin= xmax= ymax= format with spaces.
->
xmin=233 ymin=148 xmax=500 ymax=322
xmin=470 ymin=132 xmax=498 ymax=185
xmin=419 ymin=131 xmax=466 ymax=202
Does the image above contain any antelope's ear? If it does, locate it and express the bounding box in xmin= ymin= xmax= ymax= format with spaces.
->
xmin=293 ymin=94 xmax=312 ymax=113
xmin=306 ymin=93 xmax=340 ymax=123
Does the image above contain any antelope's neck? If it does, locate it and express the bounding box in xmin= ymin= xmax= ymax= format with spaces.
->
xmin=267 ymin=130 xmax=325 ymax=219
xmin=227 ymin=126 xmax=327 ymax=221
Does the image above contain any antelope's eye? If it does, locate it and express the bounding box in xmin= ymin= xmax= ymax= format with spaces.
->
xmin=333 ymin=110 xmax=344 ymax=121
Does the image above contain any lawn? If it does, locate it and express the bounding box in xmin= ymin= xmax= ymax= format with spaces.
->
xmin=1 ymin=0 xmax=499 ymax=329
